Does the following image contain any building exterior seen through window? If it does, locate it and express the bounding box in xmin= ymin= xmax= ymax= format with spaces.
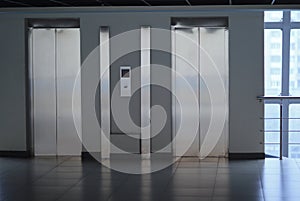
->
xmin=264 ymin=11 xmax=300 ymax=158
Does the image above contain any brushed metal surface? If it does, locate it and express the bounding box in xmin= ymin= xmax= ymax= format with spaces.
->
xmin=31 ymin=28 xmax=82 ymax=156
xmin=31 ymin=29 xmax=57 ymax=156
xmin=100 ymin=27 xmax=111 ymax=159
xmin=224 ymin=29 xmax=229 ymax=157
xmin=174 ymin=27 xmax=200 ymax=156
xmin=141 ymin=26 xmax=151 ymax=158
xmin=199 ymin=27 xmax=228 ymax=157
xmin=172 ymin=26 xmax=229 ymax=157
xmin=56 ymin=28 xmax=82 ymax=156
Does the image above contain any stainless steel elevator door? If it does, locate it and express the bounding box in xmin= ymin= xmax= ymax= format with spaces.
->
xmin=173 ymin=27 xmax=229 ymax=157
xmin=199 ymin=28 xmax=228 ymax=157
xmin=174 ymin=28 xmax=200 ymax=156
xmin=31 ymin=28 xmax=81 ymax=156
xmin=32 ymin=29 xmax=57 ymax=156
xmin=56 ymin=29 xmax=82 ymax=156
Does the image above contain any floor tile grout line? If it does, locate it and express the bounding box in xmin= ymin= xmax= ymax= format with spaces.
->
xmin=258 ymin=159 xmax=266 ymax=201
xmin=4 ymin=156 xmax=72 ymax=201
xmin=105 ymin=172 xmax=131 ymax=201
xmin=53 ymin=157 xmax=123 ymax=201
xmin=54 ymin=157 xmax=133 ymax=201
xmin=156 ymin=157 xmax=181 ymax=201
xmin=53 ymin=156 xmax=104 ymax=201
xmin=210 ymin=157 xmax=220 ymax=201
xmin=54 ymin=170 xmax=91 ymax=201
xmin=30 ymin=156 xmax=73 ymax=183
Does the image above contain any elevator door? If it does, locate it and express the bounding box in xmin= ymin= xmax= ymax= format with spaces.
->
xmin=173 ymin=27 xmax=200 ymax=156
xmin=173 ymin=27 xmax=229 ymax=157
xmin=30 ymin=28 xmax=82 ymax=156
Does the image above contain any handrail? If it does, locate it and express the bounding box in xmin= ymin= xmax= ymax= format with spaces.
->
xmin=262 ymin=118 xmax=300 ymax=120
xmin=257 ymin=95 xmax=300 ymax=160
xmin=257 ymin=96 xmax=300 ymax=101
xmin=261 ymin=130 xmax=300 ymax=132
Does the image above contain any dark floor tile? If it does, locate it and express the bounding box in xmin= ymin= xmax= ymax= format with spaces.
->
xmin=214 ymin=187 xmax=264 ymax=197
xmin=212 ymin=196 xmax=264 ymax=201
xmin=176 ymin=167 xmax=218 ymax=175
xmin=164 ymin=188 xmax=213 ymax=197
xmin=1 ymin=157 xmax=300 ymax=201
xmin=160 ymin=195 xmax=212 ymax=201
xmin=34 ymin=178 xmax=81 ymax=186
xmin=57 ymin=186 xmax=112 ymax=201
xmin=6 ymin=186 xmax=70 ymax=201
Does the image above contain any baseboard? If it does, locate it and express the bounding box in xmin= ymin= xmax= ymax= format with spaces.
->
xmin=81 ymin=152 xmax=101 ymax=160
xmin=229 ymin=153 xmax=265 ymax=160
xmin=0 ymin=151 xmax=265 ymax=160
xmin=0 ymin=151 xmax=31 ymax=158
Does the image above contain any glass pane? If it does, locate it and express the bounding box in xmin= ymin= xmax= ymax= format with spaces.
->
xmin=290 ymin=29 xmax=300 ymax=96
xmin=289 ymin=105 xmax=300 ymax=158
xmin=265 ymin=29 xmax=282 ymax=96
xmin=265 ymin=104 xmax=280 ymax=157
xmin=264 ymin=11 xmax=283 ymax=22
xmin=291 ymin=11 xmax=300 ymax=22
xmin=265 ymin=144 xmax=280 ymax=158
xmin=289 ymin=145 xmax=300 ymax=158
xmin=289 ymin=104 xmax=300 ymax=143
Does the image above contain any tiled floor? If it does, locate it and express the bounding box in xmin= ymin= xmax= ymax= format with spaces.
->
xmin=0 ymin=156 xmax=300 ymax=201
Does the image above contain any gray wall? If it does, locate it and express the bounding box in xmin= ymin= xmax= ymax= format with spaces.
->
xmin=0 ymin=16 xmax=27 ymax=151
xmin=0 ymin=7 xmax=264 ymax=154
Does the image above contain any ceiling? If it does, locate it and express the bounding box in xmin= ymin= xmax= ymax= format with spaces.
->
xmin=0 ymin=0 xmax=299 ymax=8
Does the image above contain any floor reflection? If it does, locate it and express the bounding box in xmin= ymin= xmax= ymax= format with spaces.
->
xmin=0 ymin=157 xmax=299 ymax=201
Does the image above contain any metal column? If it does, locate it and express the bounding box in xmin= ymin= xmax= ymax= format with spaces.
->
xmin=99 ymin=27 xmax=111 ymax=159
xmin=141 ymin=26 xmax=151 ymax=159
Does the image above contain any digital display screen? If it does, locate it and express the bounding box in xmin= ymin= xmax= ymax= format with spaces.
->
xmin=121 ymin=69 xmax=130 ymax=78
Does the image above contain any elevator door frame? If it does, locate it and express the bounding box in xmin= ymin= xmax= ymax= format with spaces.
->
xmin=99 ymin=26 xmax=151 ymax=158
xmin=28 ymin=27 xmax=82 ymax=156
xmin=171 ymin=26 xmax=229 ymax=157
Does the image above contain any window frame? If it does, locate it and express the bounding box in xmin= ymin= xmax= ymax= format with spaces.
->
xmin=265 ymin=11 xmax=300 ymax=158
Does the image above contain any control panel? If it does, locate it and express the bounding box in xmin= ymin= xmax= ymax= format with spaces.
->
xmin=120 ymin=66 xmax=131 ymax=97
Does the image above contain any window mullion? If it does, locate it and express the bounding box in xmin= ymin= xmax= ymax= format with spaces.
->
xmin=265 ymin=22 xmax=284 ymax=29
xmin=282 ymin=11 xmax=291 ymax=96
xmin=291 ymin=22 xmax=300 ymax=29
xmin=281 ymin=11 xmax=291 ymax=157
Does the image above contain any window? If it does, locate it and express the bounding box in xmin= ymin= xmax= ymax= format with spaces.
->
xmin=271 ymin=43 xmax=280 ymax=49
xmin=271 ymin=68 xmax=280 ymax=75
xmin=289 ymin=105 xmax=300 ymax=158
xmin=270 ymin=56 xmax=281 ymax=63
xmin=265 ymin=11 xmax=283 ymax=22
xmin=290 ymin=81 xmax=295 ymax=89
xmin=291 ymin=11 xmax=300 ymax=22
xmin=291 ymin=43 xmax=296 ymax=50
xmin=264 ymin=11 xmax=300 ymax=158
xmin=290 ymin=29 xmax=300 ymax=96
xmin=290 ymin=56 xmax=296 ymax=62
xmin=264 ymin=29 xmax=282 ymax=96
xmin=265 ymin=104 xmax=280 ymax=157
xmin=271 ymin=31 xmax=281 ymax=37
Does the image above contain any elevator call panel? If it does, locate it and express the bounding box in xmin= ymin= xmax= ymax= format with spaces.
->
xmin=120 ymin=66 xmax=131 ymax=97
